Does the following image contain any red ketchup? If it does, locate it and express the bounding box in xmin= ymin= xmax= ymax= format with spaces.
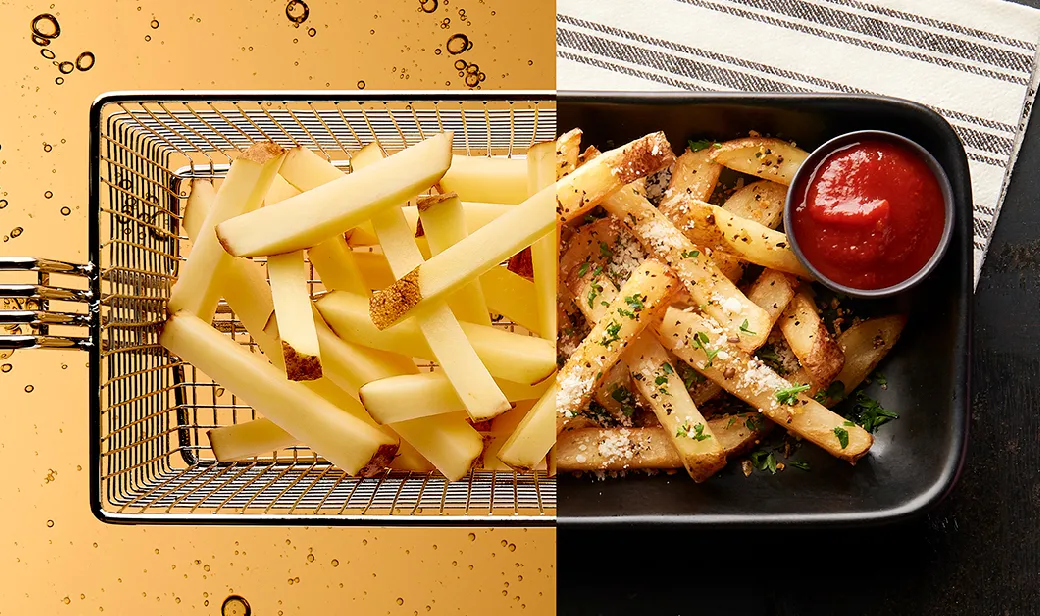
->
xmin=789 ymin=139 xmax=946 ymax=290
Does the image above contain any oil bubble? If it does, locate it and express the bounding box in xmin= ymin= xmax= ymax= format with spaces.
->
xmin=144 ymin=35 xmax=151 ymax=42
xmin=32 ymin=34 xmax=51 ymax=47
xmin=1 ymin=364 xmax=11 ymax=372
xmin=331 ymin=559 xmax=339 ymax=566
xmin=76 ymin=51 xmax=96 ymax=71
xmin=41 ymin=49 xmax=55 ymax=60
xmin=528 ymin=60 xmax=533 ymax=66
xmin=286 ymin=0 xmax=309 ymax=24
xmin=46 ymin=518 xmax=53 ymax=526
xmin=307 ymin=27 xmax=316 ymax=37
xmin=467 ymin=532 xmax=476 ymax=541
xmin=397 ymin=598 xmax=405 ymax=606
xmin=419 ymin=0 xmax=438 ymax=13
xmin=44 ymin=191 xmax=53 ymax=199
xmin=221 ymin=595 xmax=251 ymax=616
xmin=356 ymin=80 xmax=365 ymax=89
xmin=466 ymin=63 xmax=478 ymax=74
xmin=0 ymin=200 xmax=6 ymax=209
xmin=31 ymin=14 xmax=60 ymax=39
xmin=464 ymin=73 xmax=480 ymax=87
xmin=478 ymin=72 xmax=485 ymax=82
xmin=43 ymin=143 xmax=52 ymax=152
xmin=446 ymin=33 xmax=471 ymax=54
xmin=150 ymin=19 xmax=159 ymax=29
xmin=58 ymin=61 xmax=74 ymax=74
xmin=55 ymin=77 xmax=63 ymax=85
xmin=454 ymin=59 xmax=467 ymax=70
xmin=11 ymin=227 xmax=23 ymax=238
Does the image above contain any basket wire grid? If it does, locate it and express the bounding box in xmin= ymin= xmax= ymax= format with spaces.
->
xmin=89 ymin=92 xmax=556 ymax=524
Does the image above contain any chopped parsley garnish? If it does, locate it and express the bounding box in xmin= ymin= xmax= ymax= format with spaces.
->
xmin=662 ymin=362 xmax=674 ymax=375
xmin=599 ymin=241 xmax=613 ymax=259
xmin=847 ymin=391 xmax=899 ymax=433
xmin=681 ymin=249 xmax=700 ymax=259
xmin=750 ymin=450 xmax=777 ymax=474
xmin=617 ymin=307 xmax=636 ymax=319
xmin=691 ymin=423 xmax=710 ymax=441
xmin=738 ymin=318 xmax=756 ymax=336
xmin=727 ymin=416 xmax=737 ymax=428
xmin=774 ymin=383 xmax=810 ymax=406
xmin=788 ymin=460 xmax=811 ymax=471
xmin=676 ymin=361 xmax=705 ymax=389
xmin=874 ymin=372 xmax=888 ymax=389
xmin=592 ymin=265 xmax=603 ymax=278
xmin=744 ymin=414 xmax=763 ymax=432
xmin=833 ymin=426 xmax=849 ymax=449
xmin=814 ymin=380 xmax=845 ymax=404
xmin=692 ymin=332 xmax=720 ymax=367
xmin=687 ymin=139 xmax=713 ymax=152
xmin=755 ymin=344 xmax=787 ymax=375
xmin=600 ymin=320 xmax=622 ymax=346
xmin=586 ymin=282 xmax=604 ymax=308
xmin=577 ymin=262 xmax=589 ymax=277
xmin=675 ymin=422 xmax=689 ymax=438
xmin=610 ymin=384 xmax=637 ymax=417
xmin=654 ymin=375 xmax=668 ymax=386
xmin=624 ymin=295 xmax=645 ymax=311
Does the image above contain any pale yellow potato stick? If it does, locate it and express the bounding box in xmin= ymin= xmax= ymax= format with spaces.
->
xmin=482 ymin=402 xmax=547 ymax=471
xmin=527 ymin=139 xmax=559 ymax=339
xmin=438 ymin=154 xmax=528 ymax=204
xmin=266 ymin=251 xmax=322 ymax=380
xmin=182 ymin=178 xmax=216 ymax=242
xmin=169 ymin=142 xmax=285 ymax=320
xmin=601 ymin=186 xmax=771 ymax=351
xmin=209 ymin=418 xmax=295 ymax=462
xmin=391 ymin=413 xmax=485 ymax=482
xmin=655 ymin=307 xmax=872 ymax=463
xmin=709 ymin=137 xmax=808 ymax=186
xmin=265 ymin=173 xmax=301 ymax=205
xmin=318 ymin=291 xmax=555 ymax=385
xmin=556 ymin=259 xmax=678 ymax=433
xmin=359 ymin=372 xmax=550 ymax=424
xmin=416 ymin=193 xmax=493 ymax=326
xmin=161 ymin=311 xmax=397 ymax=476
xmin=350 ymin=202 xmax=513 ymax=247
xmin=554 ymin=131 xmax=674 ymax=223
xmin=216 ymin=132 xmax=453 ymax=256
xmin=479 ymin=266 xmax=540 ymax=332
xmin=497 ymin=382 xmax=556 ymax=471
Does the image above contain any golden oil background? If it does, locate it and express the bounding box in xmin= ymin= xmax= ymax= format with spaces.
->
xmin=0 ymin=1 xmax=555 ymax=614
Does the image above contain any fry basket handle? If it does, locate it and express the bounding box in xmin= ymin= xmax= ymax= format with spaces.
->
xmin=0 ymin=257 xmax=94 ymax=351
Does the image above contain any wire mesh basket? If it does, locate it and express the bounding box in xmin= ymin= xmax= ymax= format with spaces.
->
xmin=0 ymin=91 xmax=556 ymax=525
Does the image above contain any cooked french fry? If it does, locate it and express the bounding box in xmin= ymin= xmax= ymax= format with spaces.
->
xmin=824 ymin=315 xmax=907 ymax=404
xmin=169 ymin=142 xmax=285 ymax=320
xmin=711 ymin=204 xmax=811 ymax=278
xmin=359 ymin=372 xmax=550 ymax=424
xmin=216 ymin=132 xmax=453 ymax=256
xmin=747 ymin=268 xmax=799 ymax=324
xmin=778 ymin=289 xmax=844 ymax=389
xmin=181 ymin=178 xmax=274 ymax=337
xmin=722 ymin=180 xmax=787 ymax=229
xmin=497 ymin=382 xmax=556 ymax=471
xmin=592 ymin=361 xmax=635 ymax=419
xmin=655 ymin=307 xmax=871 ymax=463
xmin=161 ymin=311 xmax=397 ymax=475
xmin=266 ymin=251 xmax=323 ymax=381
xmin=624 ymin=334 xmax=727 ymax=482
xmin=480 ymin=266 xmax=540 ymax=332
xmin=482 ymin=402 xmax=547 ymax=471
xmin=318 ymin=291 xmax=555 ymax=385
xmin=601 ymin=186 xmax=771 ymax=351
xmin=653 ymin=195 xmax=744 ymax=283
xmin=709 ymin=137 xmax=808 ymax=186
xmin=390 ymin=413 xmax=485 ymax=481
xmin=416 ymin=193 xmax=493 ymax=326
xmin=369 ymin=184 xmax=554 ymax=329
xmin=660 ymin=147 xmax=721 ymax=207
xmin=556 ymin=128 xmax=582 ymax=178
xmin=556 ymin=259 xmax=678 ymax=432
xmin=527 ymin=140 xmax=560 ymax=339
xmin=438 ymin=154 xmax=528 ymax=204
xmin=555 ymin=131 xmax=674 ymax=223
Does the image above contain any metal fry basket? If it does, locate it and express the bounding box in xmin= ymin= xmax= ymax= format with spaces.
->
xmin=0 ymin=91 xmax=556 ymax=525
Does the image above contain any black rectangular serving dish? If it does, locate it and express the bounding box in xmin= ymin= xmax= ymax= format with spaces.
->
xmin=557 ymin=92 xmax=972 ymax=527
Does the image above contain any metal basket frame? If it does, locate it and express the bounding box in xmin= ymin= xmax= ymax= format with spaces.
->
xmin=1 ymin=91 xmax=556 ymax=526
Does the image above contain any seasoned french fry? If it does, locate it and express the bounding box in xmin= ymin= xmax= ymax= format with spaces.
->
xmin=555 ymin=131 xmax=674 ymax=223
xmin=438 ymin=154 xmax=528 ymax=204
xmin=169 ymin=142 xmax=285 ymax=320
xmin=825 ymin=315 xmax=907 ymax=404
xmin=556 ymin=128 xmax=582 ymax=178
xmin=747 ymin=268 xmax=799 ymax=324
xmin=216 ymin=132 xmax=453 ymax=256
xmin=359 ymin=372 xmax=550 ymax=424
xmin=556 ymin=259 xmax=678 ymax=432
xmin=266 ymin=251 xmax=323 ymax=381
xmin=660 ymin=147 xmax=721 ymax=207
xmin=317 ymin=291 xmax=555 ymax=385
xmin=655 ymin=307 xmax=871 ymax=463
xmin=709 ymin=137 xmax=808 ymax=186
xmin=601 ymin=186 xmax=771 ymax=351
xmin=711 ymin=204 xmax=811 ymax=278
xmin=497 ymin=382 xmax=556 ymax=471
xmin=592 ymin=361 xmax=635 ymax=419
xmin=778 ymin=289 xmax=844 ymax=388
xmin=161 ymin=311 xmax=397 ymax=476
xmin=527 ymin=139 xmax=560 ymax=339
xmin=721 ymin=180 xmax=787 ymax=229
xmin=416 ymin=193 xmax=493 ymax=326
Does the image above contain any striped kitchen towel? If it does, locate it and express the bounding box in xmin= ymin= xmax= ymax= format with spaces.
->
xmin=557 ymin=0 xmax=1040 ymax=285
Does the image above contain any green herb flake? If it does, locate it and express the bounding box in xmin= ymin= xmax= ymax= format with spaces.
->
xmin=600 ymin=320 xmax=622 ymax=346
xmin=774 ymin=383 xmax=810 ymax=406
xmin=662 ymin=362 xmax=674 ymax=375
xmin=692 ymin=423 xmax=711 ymax=441
xmin=788 ymin=460 xmax=811 ymax=471
xmin=599 ymin=241 xmax=613 ymax=259
xmin=848 ymin=391 xmax=899 ymax=433
xmin=687 ymin=139 xmax=712 ymax=152
xmin=681 ymin=249 xmax=700 ymax=259
xmin=624 ymin=295 xmax=645 ymax=312
xmin=750 ymin=450 xmax=777 ymax=474
xmin=739 ymin=318 xmax=756 ymax=336
xmin=814 ymin=380 xmax=846 ymax=404
xmin=577 ymin=262 xmax=590 ymax=277
xmin=833 ymin=426 xmax=849 ymax=449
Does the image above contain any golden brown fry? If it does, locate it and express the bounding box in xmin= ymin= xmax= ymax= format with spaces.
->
xmin=722 ymin=180 xmax=787 ymax=229
xmin=711 ymin=204 xmax=811 ymax=279
xmin=747 ymin=268 xmax=799 ymax=323
xmin=556 ymin=128 xmax=582 ymax=179
xmin=823 ymin=315 xmax=907 ymax=405
xmin=709 ymin=137 xmax=808 ymax=186
xmin=660 ymin=147 xmax=722 ymax=208
xmin=778 ymin=290 xmax=844 ymax=389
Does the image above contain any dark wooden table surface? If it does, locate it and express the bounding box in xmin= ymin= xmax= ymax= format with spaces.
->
xmin=558 ymin=8 xmax=1040 ymax=612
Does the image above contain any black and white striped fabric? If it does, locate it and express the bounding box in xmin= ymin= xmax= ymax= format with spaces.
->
xmin=557 ymin=0 xmax=1040 ymax=285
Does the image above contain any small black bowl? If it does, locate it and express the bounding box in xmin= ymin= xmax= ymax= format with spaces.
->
xmin=784 ymin=130 xmax=956 ymax=298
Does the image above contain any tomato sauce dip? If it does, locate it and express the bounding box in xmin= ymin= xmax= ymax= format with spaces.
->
xmin=789 ymin=138 xmax=946 ymax=290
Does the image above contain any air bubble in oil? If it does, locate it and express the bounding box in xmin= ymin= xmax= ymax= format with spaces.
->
xmin=76 ymin=51 xmax=95 ymax=71
xmin=446 ymin=33 xmax=472 ymax=54
xmin=285 ymin=0 xmax=309 ymax=25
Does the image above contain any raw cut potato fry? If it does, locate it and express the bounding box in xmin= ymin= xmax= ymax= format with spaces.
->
xmin=711 ymin=204 xmax=811 ymax=279
xmin=722 ymin=180 xmax=787 ymax=229
xmin=625 ymin=334 xmax=727 ymax=482
xmin=265 ymin=173 xmax=301 ymax=205
xmin=556 ymin=259 xmax=679 ymax=432
xmin=527 ymin=140 xmax=560 ymax=339
xmin=778 ymin=289 xmax=844 ymax=388
xmin=823 ymin=315 xmax=907 ymax=405
xmin=390 ymin=413 xmax=485 ymax=482
xmin=216 ymin=132 xmax=453 ymax=256
xmin=181 ymin=178 xmax=274 ymax=336
xmin=601 ymin=186 xmax=771 ymax=351
xmin=480 ymin=266 xmax=540 ymax=333
xmin=359 ymin=372 xmax=550 ymax=424
xmin=391 ymin=439 xmax=436 ymax=472
xmin=308 ymin=235 xmax=369 ymax=296
xmin=267 ymin=251 xmax=323 ymax=381
xmin=556 ymin=128 xmax=582 ymax=178
xmin=497 ymin=382 xmax=556 ymax=471
xmin=353 ymin=251 xmax=396 ymax=290
xmin=482 ymin=402 xmax=547 ymax=471
xmin=709 ymin=137 xmax=808 ymax=186
xmin=438 ymin=154 xmax=528 ymax=204
xmin=307 ymin=315 xmax=419 ymax=395
xmin=555 ymin=131 xmax=675 ymax=223
xmin=369 ymin=184 xmax=554 ymax=329
xmin=747 ymin=268 xmax=799 ymax=325
xmin=350 ymin=202 xmax=513 ymax=247
xmin=656 ymin=307 xmax=872 ymax=463
xmin=318 ymin=291 xmax=556 ymax=385
xmin=209 ymin=418 xmax=295 ymax=462
xmin=660 ymin=147 xmax=722 ymax=208
xmin=416 ymin=193 xmax=493 ymax=326
xmin=169 ymin=142 xmax=285 ymax=320
xmin=161 ymin=311 xmax=397 ymax=475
